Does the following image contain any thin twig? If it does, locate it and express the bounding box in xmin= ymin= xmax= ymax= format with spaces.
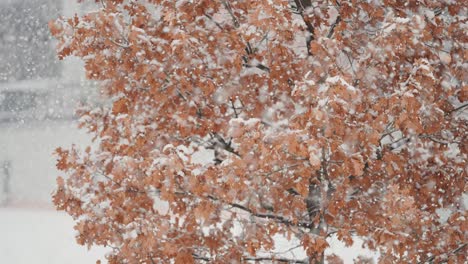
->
xmin=417 ymin=243 xmax=467 ymax=264
xmin=449 ymin=103 xmax=468 ymax=114
xmin=193 ymin=254 xmax=308 ymax=263
xmin=293 ymin=1 xmax=314 ymax=55
xmin=203 ymin=194 xmax=313 ymax=229
xmin=221 ymin=0 xmax=239 ymax=28
xmin=110 ymin=38 xmax=130 ymax=48
xmin=419 ymin=134 xmax=460 ymax=145
xmin=204 ymin=13 xmax=223 ymax=30
xmin=99 ymin=0 xmax=106 ymax=9
xmin=243 ymin=256 xmax=308 ymax=263
xmin=230 ymin=99 xmax=239 ymax=118
xmin=327 ymin=15 xmax=341 ymax=38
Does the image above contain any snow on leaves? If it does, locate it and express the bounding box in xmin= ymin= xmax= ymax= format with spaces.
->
xmin=51 ymin=0 xmax=466 ymax=263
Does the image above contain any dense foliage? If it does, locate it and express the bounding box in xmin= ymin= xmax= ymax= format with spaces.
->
xmin=51 ymin=1 xmax=467 ymax=263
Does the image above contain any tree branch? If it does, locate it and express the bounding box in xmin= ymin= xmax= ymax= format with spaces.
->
xmin=192 ymin=254 xmax=210 ymax=262
xmin=230 ymin=98 xmax=240 ymax=118
xmin=242 ymin=62 xmax=270 ymax=72
xmin=208 ymin=195 xmax=313 ymax=229
xmin=221 ymin=0 xmax=239 ymax=28
xmin=193 ymin=254 xmax=308 ymax=263
xmin=172 ymin=187 xmax=312 ymax=229
xmin=99 ymin=0 xmax=106 ymax=9
xmin=417 ymin=243 xmax=467 ymax=264
xmin=212 ymin=2 xmax=270 ymax=72
xmin=419 ymin=134 xmax=461 ymax=145
xmin=293 ymin=0 xmax=314 ymax=55
xmin=448 ymin=103 xmax=468 ymax=114
xmin=208 ymin=132 xmax=240 ymax=157
xmin=204 ymin=13 xmax=223 ymax=30
xmin=327 ymin=15 xmax=341 ymax=38
xmin=243 ymin=256 xmax=308 ymax=263
xmin=110 ymin=38 xmax=130 ymax=48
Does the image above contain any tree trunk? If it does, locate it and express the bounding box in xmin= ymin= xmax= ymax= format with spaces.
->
xmin=294 ymin=0 xmax=312 ymax=11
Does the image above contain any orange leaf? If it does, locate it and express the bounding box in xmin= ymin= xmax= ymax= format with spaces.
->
xmin=112 ymin=98 xmax=129 ymax=115
xmin=175 ymin=251 xmax=194 ymax=264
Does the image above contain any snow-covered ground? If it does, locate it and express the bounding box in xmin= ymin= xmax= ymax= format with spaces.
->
xmin=0 ymin=208 xmax=108 ymax=264
xmin=0 ymin=120 xmax=108 ymax=263
xmin=0 ymin=120 xmax=91 ymax=205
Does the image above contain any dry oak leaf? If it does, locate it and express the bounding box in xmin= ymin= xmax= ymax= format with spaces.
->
xmin=346 ymin=154 xmax=365 ymax=176
xmin=174 ymin=250 xmax=194 ymax=264
xmin=55 ymin=148 xmax=69 ymax=170
xmin=112 ymin=97 xmax=130 ymax=115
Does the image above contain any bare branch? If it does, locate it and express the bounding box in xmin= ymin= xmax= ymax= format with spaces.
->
xmin=208 ymin=132 xmax=240 ymax=157
xmin=419 ymin=134 xmax=461 ymax=145
xmin=243 ymin=62 xmax=270 ymax=72
xmin=218 ymin=196 xmax=313 ymax=229
xmin=221 ymin=0 xmax=239 ymax=28
xmin=194 ymin=254 xmax=308 ymax=263
xmin=243 ymin=256 xmax=308 ymax=263
xmin=230 ymin=98 xmax=239 ymax=118
xmin=417 ymin=243 xmax=467 ymax=264
xmin=110 ymin=38 xmax=130 ymax=48
xmin=448 ymin=103 xmax=468 ymax=114
xmin=293 ymin=0 xmax=314 ymax=55
xmin=99 ymin=0 xmax=106 ymax=9
xmin=253 ymin=31 xmax=270 ymax=53
xmin=204 ymin=13 xmax=223 ymax=30
xmin=327 ymin=15 xmax=341 ymax=38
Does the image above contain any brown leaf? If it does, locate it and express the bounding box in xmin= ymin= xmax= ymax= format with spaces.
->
xmin=112 ymin=97 xmax=129 ymax=115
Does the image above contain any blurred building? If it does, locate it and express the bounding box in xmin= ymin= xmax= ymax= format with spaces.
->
xmin=0 ymin=0 xmax=97 ymax=206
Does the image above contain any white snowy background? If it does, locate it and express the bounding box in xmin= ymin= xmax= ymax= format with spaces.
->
xmin=0 ymin=1 xmax=109 ymax=263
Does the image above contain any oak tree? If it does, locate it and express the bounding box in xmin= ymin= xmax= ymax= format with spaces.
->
xmin=51 ymin=0 xmax=467 ymax=263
